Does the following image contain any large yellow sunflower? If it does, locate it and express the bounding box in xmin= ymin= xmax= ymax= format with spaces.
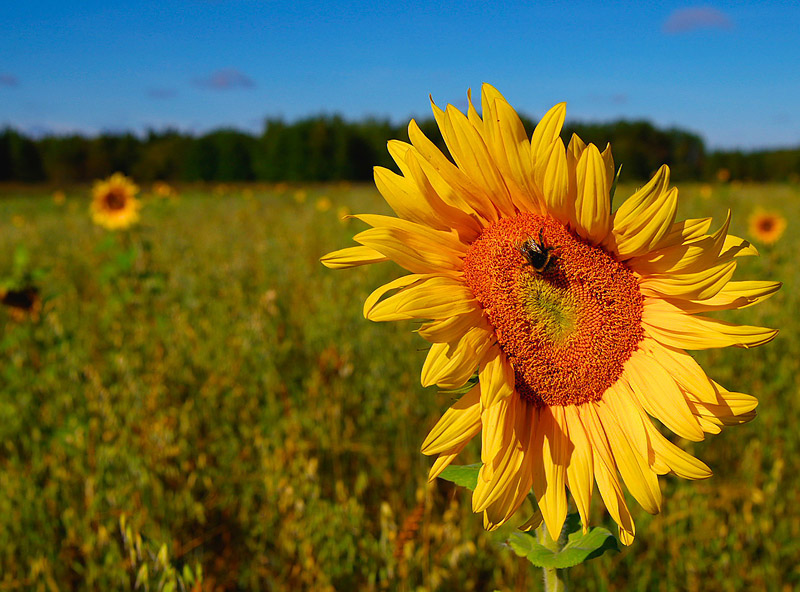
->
xmin=321 ymin=85 xmax=779 ymax=544
xmin=91 ymin=172 xmax=141 ymax=230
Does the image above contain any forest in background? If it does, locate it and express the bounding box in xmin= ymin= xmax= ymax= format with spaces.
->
xmin=1 ymin=114 xmax=798 ymax=185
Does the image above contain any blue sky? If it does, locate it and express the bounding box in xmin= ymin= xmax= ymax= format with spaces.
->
xmin=1 ymin=1 xmax=798 ymax=149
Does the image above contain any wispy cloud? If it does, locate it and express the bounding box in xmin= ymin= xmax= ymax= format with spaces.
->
xmin=663 ymin=6 xmax=734 ymax=34
xmin=147 ymin=87 xmax=178 ymax=99
xmin=0 ymin=73 xmax=19 ymax=87
xmin=193 ymin=68 xmax=255 ymax=90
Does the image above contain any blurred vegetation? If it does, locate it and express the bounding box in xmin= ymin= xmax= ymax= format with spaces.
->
xmin=2 ymin=116 xmax=798 ymax=185
xmin=0 ymin=181 xmax=797 ymax=590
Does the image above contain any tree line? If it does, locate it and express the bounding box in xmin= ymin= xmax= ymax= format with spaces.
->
xmin=1 ymin=115 xmax=798 ymax=184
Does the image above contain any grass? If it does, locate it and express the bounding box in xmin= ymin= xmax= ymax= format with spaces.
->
xmin=0 ymin=180 xmax=797 ymax=591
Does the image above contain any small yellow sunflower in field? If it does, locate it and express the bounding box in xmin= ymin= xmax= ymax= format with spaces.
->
xmin=91 ymin=173 xmax=141 ymax=230
xmin=152 ymin=181 xmax=177 ymax=199
xmin=748 ymin=208 xmax=786 ymax=245
xmin=322 ymin=85 xmax=779 ymax=544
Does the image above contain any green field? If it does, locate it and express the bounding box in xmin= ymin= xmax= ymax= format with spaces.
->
xmin=0 ymin=181 xmax=797 ymax=591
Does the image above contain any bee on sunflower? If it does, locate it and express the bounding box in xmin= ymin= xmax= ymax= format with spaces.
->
xmin=322 ymin=85 xmax=780 ymax=545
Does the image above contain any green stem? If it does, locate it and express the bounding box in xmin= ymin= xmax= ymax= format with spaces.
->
xmin=535 ymin=522 xmax=567 ymax=592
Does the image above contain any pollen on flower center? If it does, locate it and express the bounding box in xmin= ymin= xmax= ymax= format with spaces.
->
xmin=463 ymin=213 xmax=644 ymax=407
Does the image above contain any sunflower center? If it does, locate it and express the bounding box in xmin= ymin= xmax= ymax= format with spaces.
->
xmin=104 ymin=190 xmax=128 ymax=210
xmin=463 ymin=213 xmax=644 ymax=407
xmin=758 ymin=218 xmax=774 ymax=232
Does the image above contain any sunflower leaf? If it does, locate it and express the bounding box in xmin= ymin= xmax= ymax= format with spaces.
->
xmin=437 ymin=463 xmax=481 ymax=490
xmin=507 ymin=524 xmax=619 ymax=569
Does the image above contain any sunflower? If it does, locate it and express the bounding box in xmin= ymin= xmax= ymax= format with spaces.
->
xmin=152 ymin=181 xmax=178 ymax=199
xmin=748 ymin=208 xmax=786 ymax=245
xmin=321 ymin=85 xmax=779 ymax=544
xmin=91 ymin=173 xmax=141 ymax=230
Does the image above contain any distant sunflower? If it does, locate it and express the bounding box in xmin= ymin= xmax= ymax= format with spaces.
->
xmin=152 ymin=181 xmax=178 ymax=199
xmin=91 ymin=173 xmax=141 ymax=230
xmin=322 ymin=85 xmax=780 ymax=544
xmin=748 ymin=208 xmax=786 ymax=245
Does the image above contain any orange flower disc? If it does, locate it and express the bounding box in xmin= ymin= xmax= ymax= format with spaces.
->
xmin=104 ymin=188 xmax=128 ymax=210
xmin=463 ymin=213 xmax=644 ymax=407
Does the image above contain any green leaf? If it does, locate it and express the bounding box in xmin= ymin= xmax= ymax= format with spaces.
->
xmin=507 ymin=522 xmax=619 ymax=569
xmin=438 ymin=463 xmax=481 ymax=491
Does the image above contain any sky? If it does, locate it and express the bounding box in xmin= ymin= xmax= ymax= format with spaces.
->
xmin=0 ymin=1 xmax=798 ymax=150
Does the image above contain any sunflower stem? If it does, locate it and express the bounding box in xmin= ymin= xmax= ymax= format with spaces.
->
xmin=536 ymin=522 xmax=568 ymax=592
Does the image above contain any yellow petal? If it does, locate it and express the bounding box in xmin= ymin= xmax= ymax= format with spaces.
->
xmin=355 ymin=214 xmax=466 ymax=253
xmin=644 ymin=340 xmax=718 ymax=404
xmin=530 ymin=103 xmax=566 ymax=166
xmin=669 ymin=280 xmax=782 ymax=313
xmin=639 ymin=260 xmax=737 ymax=300
xmin=363 ymin=274 xmax=430 ymax=317
xmin=466 ymin=87 xmax=484 ymax=134
xmin=596 ymin=395 xmax=661 ymax=515
xmin=366 ymin=276 xmax=477 ymax=322
xmin=722 ymin=234 xmax=758 ymax=259
xmin=428 ymin=430 xmax=478 ymax=481
xmin=438 ymin=102 xmax=517 ymax=217
xmin=481 ymin=87 xmax=541 ymax=214
xmin=654 ymin=217 xmax=714 ymax=250
xmin=388 ymin=140 xmax=481 ymax=244
xmin=474 ymin=418 xmax=525 ymax=510
xmin=606 ymin=166 xmax=677 ymax=258
xmin=643 ymin=299 xmax=778 ymax=350
xmin=531 ymin=406 xmax=569 ymax=540
xmin=320 ymin=245 xmax=389 ymax=269
xmin=475 ymin=398 xmax=533 ymax=530
xmin=600 ymin=143 xmax=615 ymax=190
xmin=685 ymin=381 xmax=758 ymax=426
xmin=407 ymin=118 xmax=492 ymax=225
xmin=482 ymin=463 xmax=532 ymax=531
xmin=478 ymin=346 xmax=516 ymax=408
xmin=421 ymin=325 xmax=493 ymax=388
xmin=536 ymin=138 xmax=571 ymax=225
xmin=481 ymin=419 xmax=534 ymax=529
xmin=630 ymin=233 xmax=723 ymax=275
xmin=563 ymin=407 xmax=593 ymax=532
xmin=480 ymin=395 xmax=515 ymax=471
xmin=421 ymin=385 xmax=481 ymax=455
xmin=418 ymin=308 xmax=485 ymax=343
xmin=430 ymin=101 xmax=508 ymax=220
xmin=518 ymin=510 xmax=544 ymax=532
xmin=567 ymin=133 xmax=587 ymax=162
xmin=428 ymin=449 xmax=462 ymax=481
xmin=623 ymin=351 xmax=705 ymax=441
xmin=577 ymin=404 xmax=636 ymax=544
xmin=354 ymin=226 xmax=462 ymax=275
xmin=574 ymin=143 xmax=611 ymax=244
xmin=638 ymin=410 xmax=712 ymax=479
xmin=373 ymin=163 xmax=476 ymax=237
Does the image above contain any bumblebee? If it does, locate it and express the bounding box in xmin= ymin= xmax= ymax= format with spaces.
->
xmin=518 ymin=229 xmax=557 ymax=273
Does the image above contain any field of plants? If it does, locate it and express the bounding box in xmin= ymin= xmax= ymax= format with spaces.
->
xmin=0 ymin=180 xmax=797 ymax=591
